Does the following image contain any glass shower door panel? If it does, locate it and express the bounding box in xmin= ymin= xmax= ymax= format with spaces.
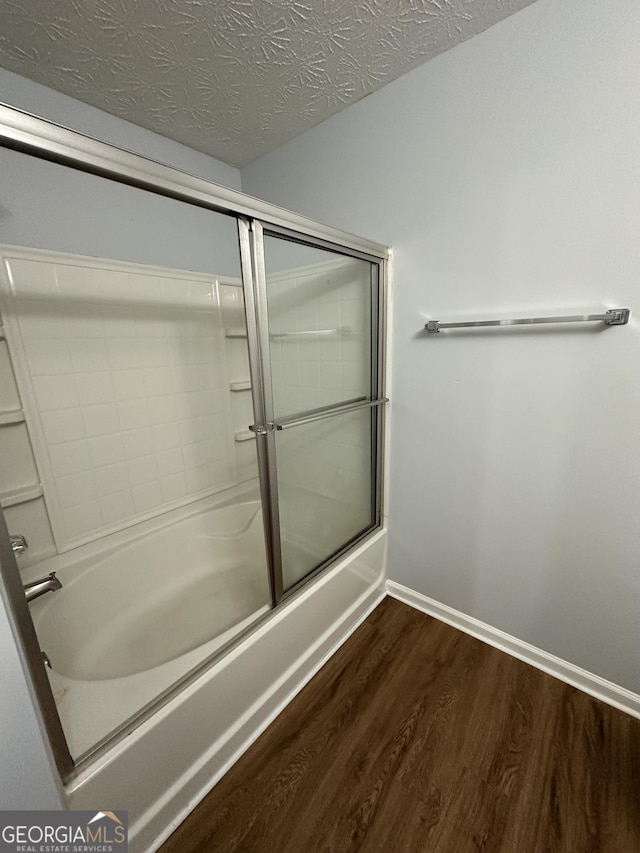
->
xmin=275 ymin=407 xmax=374 ymax=591
xmin=0 ymin=148 xmax=271 ymax=761
xmin=262 ymin=236 xmax=373 ymax=418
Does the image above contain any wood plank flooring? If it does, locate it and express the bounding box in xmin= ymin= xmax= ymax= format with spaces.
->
xmin=160 ymin=597 xmax=640 ymax=853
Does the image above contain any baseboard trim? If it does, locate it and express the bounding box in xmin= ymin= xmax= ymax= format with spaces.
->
xmin=387 ymin=580 xmax=640 ymax=721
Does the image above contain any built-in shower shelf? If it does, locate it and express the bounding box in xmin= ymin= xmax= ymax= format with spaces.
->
xmin=225 ymin=328 xmax=248 ymax=339
xmin=0 ymin=483 xmax=43 ymax=508
xmin=234 ymin=430 xmax=256 ymax=442
xmin=0 ymin=409 xmax=25 ymax=426
xmin=0 ymin=325 xmax=6 ymax=341
xmin=229 ymin=381 xmax=252 ymax=392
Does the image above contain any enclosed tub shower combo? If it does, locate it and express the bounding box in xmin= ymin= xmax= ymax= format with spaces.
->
xmin=0 ymin=105 xmax=388 ymax=849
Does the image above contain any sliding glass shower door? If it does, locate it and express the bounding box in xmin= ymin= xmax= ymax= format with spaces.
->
xmin=0 ymin=104 xmax=388 ymax=781
xmin=241 ymin=223 xmax=386 ymax=596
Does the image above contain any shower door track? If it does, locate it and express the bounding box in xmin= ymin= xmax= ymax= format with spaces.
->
xmin=0 ymin=103 xmax=389 ymax=784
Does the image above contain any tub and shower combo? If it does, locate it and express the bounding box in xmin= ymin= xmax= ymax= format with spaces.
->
xmin=0 ymin=104 xmax=388 ymax=851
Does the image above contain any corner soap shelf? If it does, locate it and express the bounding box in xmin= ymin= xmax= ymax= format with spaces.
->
xmin=0 ymin=483 xmax=44 ymax=508
xmin=0 ymin=409 xmax=26 ymax=426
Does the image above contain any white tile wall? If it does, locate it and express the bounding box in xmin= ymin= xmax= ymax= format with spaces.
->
xmin=0 ymin=249 xmax=374 ymax=578
xmin=3 ymin=252 xmax=241 ymax=549
xmin=4 ymin=498 xmax=56 ymax=567
xmin=266 ymin=257 xmax=371 ymax=418
xmin=219 ymin=282 xmax=260 ymax=485
xmin=0 ymin=306 xmax=57 ymax=569
xmin=0 ymin=340 xmax=23 ymax=412
xmin=0 ymin=423 xmax=40 ymax=493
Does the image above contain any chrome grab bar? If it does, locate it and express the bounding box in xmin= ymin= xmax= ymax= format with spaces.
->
xmin=270 ymin=326 xmax=350 ymax=338
xmin=273 ymin=397 xmax=388 ymax=430
xmin=250 ymin=397 xmax=388 ymax=434
xmin=425 ymin=308 xmax=630 ymax=333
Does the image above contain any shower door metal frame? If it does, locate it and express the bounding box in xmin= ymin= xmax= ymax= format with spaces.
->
xmin=246 ymin=220 xmax=387 ymax=604
xmin=0 ymin=102 xmax=389 ymax=784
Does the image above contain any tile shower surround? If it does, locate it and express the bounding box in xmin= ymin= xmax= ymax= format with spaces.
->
xmin=267 ymin=257 xmax=371 ymax=419
xmin=0 ymin=248 xmax=371 ymax=565
xmin=2 ymin=252 xmax=242 ymax=549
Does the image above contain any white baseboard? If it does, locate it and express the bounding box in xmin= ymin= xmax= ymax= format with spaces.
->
xmin=387 ymin=580 xmax=640 ymax=721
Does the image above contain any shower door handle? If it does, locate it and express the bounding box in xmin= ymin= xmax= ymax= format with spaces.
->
xmin=268 ymin=398 xmax=389 ymax=432
xmin=250 ymin=398 xmax=388 ymax=437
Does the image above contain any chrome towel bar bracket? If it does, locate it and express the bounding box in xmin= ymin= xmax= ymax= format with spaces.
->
xmin=425 ymin=308 xmax=630 ymax=334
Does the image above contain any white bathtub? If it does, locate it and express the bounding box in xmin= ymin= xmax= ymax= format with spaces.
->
xmin=30 ymin=494 xmax=271 ymax=758
xmin=62 ymin=525 xmax=387 ymax=853
xmin=28 ymin=484 xmax=387 ymax=853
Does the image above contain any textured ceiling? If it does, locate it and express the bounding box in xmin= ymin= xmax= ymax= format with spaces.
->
xmin=0 ymin=0 xmax=537 ymax=167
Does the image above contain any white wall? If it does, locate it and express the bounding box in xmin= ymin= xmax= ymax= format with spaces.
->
xmin=243 ymin=0 xmax=640 ymax=694
xmin=0 ymin=68 xmax=242 ymax=275
xmin=0 ymin=67 xmax=240 ymax=188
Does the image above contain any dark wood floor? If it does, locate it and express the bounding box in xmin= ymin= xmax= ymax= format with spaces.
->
xmin=160 ymin=597 xmax=640 ymax=853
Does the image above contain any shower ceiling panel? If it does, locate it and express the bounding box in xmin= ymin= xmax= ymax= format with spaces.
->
xmin=0 ymin=0 xmax=537 ymax=167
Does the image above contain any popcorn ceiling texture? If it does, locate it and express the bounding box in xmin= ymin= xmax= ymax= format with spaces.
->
xmin=0 ymin=0 xmax=536 ymax=167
